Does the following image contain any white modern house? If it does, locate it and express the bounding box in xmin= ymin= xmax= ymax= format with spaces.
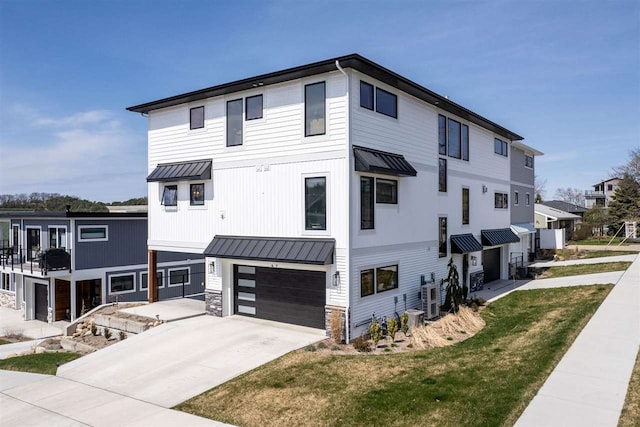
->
xmin=585 ymin=177 xmax=620 ymax=209
xmin=127 ymin=54 xmax=541 ymax=341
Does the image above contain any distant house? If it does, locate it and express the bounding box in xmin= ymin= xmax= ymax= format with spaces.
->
xmin=585 ymin=177 xmax=620 ymax=209
xmin=544 ymin=200 xmax=587 ymax=220
xmin=0 ymin=211 xmax=203 ymax=323
xmin=534 ymin=203 xmax=581 ymax=242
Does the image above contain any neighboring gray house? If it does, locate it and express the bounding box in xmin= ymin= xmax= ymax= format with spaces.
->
xmin=544 ymin=200 xmax=587 ymax=221
xmin=0 ymin=211 xmax=203 ymax=323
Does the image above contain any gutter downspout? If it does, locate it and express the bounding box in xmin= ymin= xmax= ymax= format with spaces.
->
xmin=335 ymin=60 xmax=351 ymax=344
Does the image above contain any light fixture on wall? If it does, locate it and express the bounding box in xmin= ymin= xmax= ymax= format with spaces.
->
xmin=333 ymin=271 xmax=341 ymax=288
xmin=482 ymin=185 xmax=488 ymax=194
xmin=471 ymin=256 xmax=477 ymax=266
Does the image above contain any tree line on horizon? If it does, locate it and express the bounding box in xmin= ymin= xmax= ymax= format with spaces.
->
xmin=0 ymin=193 xmax=147 ymax=213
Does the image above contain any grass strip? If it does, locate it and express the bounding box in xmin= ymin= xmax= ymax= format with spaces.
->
xmin=619 ymin=349 xmax=640 ymax=427
xmin=0 ymin=352 xmax=81 ymax=375
xmin=540 ymin=262 xmax=631 ymax=278
xmin=177 ymin=285 xmax=612 ymax=427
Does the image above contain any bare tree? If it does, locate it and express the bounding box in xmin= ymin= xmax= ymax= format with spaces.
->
xmin=534 ymin=175 xmax=547 ymax=202
xmin=554 ymin=187 xmax=585 ymax=207
xmin=612 ymin=147 xmax=640 ymax=184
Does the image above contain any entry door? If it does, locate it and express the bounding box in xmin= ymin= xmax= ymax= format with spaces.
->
xmin=27 ymin=228 xmax=41 ymax=261
xmin=483 ymin=248 xmax=501 ymax=283
xmin=34 ymin=283 xmax=48 ymax=322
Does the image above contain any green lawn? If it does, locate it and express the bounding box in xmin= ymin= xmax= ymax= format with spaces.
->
xmin=177 ymin=285 xmax=612 ymax=427
xmin=0 ymin=339 xmax=11 ymax=345
xmin=570 ymin=237 xmax=631 ymax=246
xmin=619 ymin=350 xmax=640 ymax=427
xmin=0 ymin=352 xmax=81 ymax=375
xmin=538 ymin=262 xmax=631 ymax=279
xmin=577 ymin=250 xmax=638 ymax=259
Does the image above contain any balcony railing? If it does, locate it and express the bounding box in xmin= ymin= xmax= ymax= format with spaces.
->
xmin=0 ymin=242 xmax=72 ymax=275
xmin=584 ymin=190 xmax=605 ymax=197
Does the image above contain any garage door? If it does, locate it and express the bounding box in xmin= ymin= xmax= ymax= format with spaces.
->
xmin=482 ymin=248 xmax=501 ymax=283
xmin=234 ymin=265 xmax=326 ymax=329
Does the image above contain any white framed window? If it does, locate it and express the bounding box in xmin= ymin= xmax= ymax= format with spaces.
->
xmin=49 ymin=226 xmax=67 ymax=249
xmin=78 ymin=225 xmax=109 ymax=242
xmin=141 ymin=270 xmax=164 ymax=290
xmin=168 ymin=267 xmax=190 ymax=287
xmin=109 ymin=273 xmax=135 ymax=294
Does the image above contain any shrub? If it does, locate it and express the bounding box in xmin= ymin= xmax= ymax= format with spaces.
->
xmin=400 ymin=312 xmax=409 ymax=336
xmin=331 ymin=345 xmax=340 ymax=351
xmin=352 ymin=335 xmax=371 ymax=353
xmin=90 ymin=324 xmax=98 ymax=336
xmin=103 ymin=327 xmax=112 ymax=340
xmin=369 ymin=318 xmax=383 ymax=348
xmin=119 ymin=331 xmax=126 ymax=341
xmin=573 ymin=222 xmax=593 ymax=241
xmin=304 ymin=344 xmax=316 ymax=352
xmin=316 ymin=341 xmax=327 ymax=349
xmin=329 ymin=309 xmax=343 ymax=344
xmin=387 ymin=317 xmax=398 ymax=342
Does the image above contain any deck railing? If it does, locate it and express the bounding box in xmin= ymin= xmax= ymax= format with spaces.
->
xmin=0 ymin=242 xmax=72 ymax=275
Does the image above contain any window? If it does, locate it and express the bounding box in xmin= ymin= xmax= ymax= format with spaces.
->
xmin=525 ymin=155 xmax=534 ymax=168
xmin=494 ymin=192 xmax=509 ymax=209
xmin=376 ymin=179 xmax=397 ymax=204
xmin=439 ymin=217 xmax=447 ymax=257
xmin=360 ymin=265 xmax=399 ymax=297
xmin=360 ymin=269 xmax=374 ymax=297
xmin=169 ymin=268 xmax=190 ymax=286
xmin=227 ymin=99 xmax=243 ymax=146
xmin=78 ymin=226 xmax=108 ymax=242
xmin=360 ymin=81 xmax=374 ymax=110
xmin=462 ymin=188 xmax=469 ymax=225
xmin=526 ymin=193 xmax=531 ymax=206
xmin=49 ymin=227 xmax=67 ymax=249
xmin=245 ymin=95 xmax=263 ymax=120
xmin=494 ymin=138 xmax=508 ymax=157
xmin=1 ymin=273 xmax=10 ymax=291
xmin=360 ymin=177 xmax=374 ymax=230
xmin=162 ymin=185 xmax=177 ymax=206
xmin=190 ymin=183 xmax=204 ymax=206
xmin=439 ymin=158 xmax=447 ymax=192
xmin=439 ymin=114 xmax=469 ymax=161
xmin=375 ymin=88 xmax=397 ymax=118
xmin=109 ymin=274 xmax=135 ymax=294
xmin=607 ymin=184 xmax=613 ymax=191
xmin=190 ymin=106 xmax=204 ymax=130
xmin=514 ymin=191 xmax=519 ymax=205
xmin=141 ymin=271 xmax=164 ymax=289
xmin=305 ymin=82 xmax=326 ymax=136
xmin=305 ymin=177 xmax=326 ymax=230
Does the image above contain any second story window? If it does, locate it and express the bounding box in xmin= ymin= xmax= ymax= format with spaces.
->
xmin=78 ymin=226 xmax=108 ymax=242
xmin=360 ymin=81 xmax=374 ymax=110
xmin=162 ymin=185 xmax=177 ymax=206
xmin=439 ymin=158 xmax=447 ymax=192
xmin=245 ymin=95 xmax=263 ymax=120
xmin=494 ymin=138 xmax=508 ymax=157
xmin=494 ymin=192 xmax=508 ymax=209
xmin=305 ymin=82 xmax=326 ymax=136
xmin=525 ymin=154 xmax=534 ymax=168
xmin=439 ymin=217 xmax=447 ymax=258
xmin=49 ymin=227 xmax=67 ymax=249
xmin=526 ymin=193 xmax=531 ymax=206
xmin=190 ymin=106 xmax=204 ymax=130
xmin=190 ymin=183 xmax=205 ymax=206
xmin=305 ymin=176 xmax=326 ymax=230
xmin=375 ymin=88 xmax=397 ymax=118
xmin=514 ymin=191 xmax=519 ymax=206
xmin=462 ymin=188 xmax=469 ymax=225
xmin=227 ymin=99 xmax=243 ymax=146
xmin=439 ymin=115 xmax=469 ymax=161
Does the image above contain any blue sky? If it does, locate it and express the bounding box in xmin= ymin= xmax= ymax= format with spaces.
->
xmin=0 ymin=0 xmax=638 ymax=202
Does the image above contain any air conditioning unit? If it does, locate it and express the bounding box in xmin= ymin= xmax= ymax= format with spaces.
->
xmin=421 ymin=283 xmax=440 ymax=320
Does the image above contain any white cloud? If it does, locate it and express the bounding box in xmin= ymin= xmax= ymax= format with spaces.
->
xmin=34 ymin=110 xmax=113 ymax=128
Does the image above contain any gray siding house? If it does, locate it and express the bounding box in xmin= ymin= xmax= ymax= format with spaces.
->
xmin=0 ymin=211 xmax=204 ymax=323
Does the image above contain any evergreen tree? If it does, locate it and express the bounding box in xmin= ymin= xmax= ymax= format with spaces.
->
xmin=607 ymin=174 xmax=640 ymax=236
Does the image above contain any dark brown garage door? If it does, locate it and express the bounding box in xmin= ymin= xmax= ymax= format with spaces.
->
xmin=234 ymin=265 xmax=326 ymax=329
xmin=483 ymin=248 xmax=501 ymax=283
xmin=35 ymin=283 xmax=48 ymax=322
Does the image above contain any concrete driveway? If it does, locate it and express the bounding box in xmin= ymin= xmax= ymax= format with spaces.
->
xmin=57 ymin=315 xmax=325 ymax=408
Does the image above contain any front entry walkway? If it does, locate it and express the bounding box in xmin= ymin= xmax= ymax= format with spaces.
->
xmin=118 ymin=298 xmax=205 ymax=322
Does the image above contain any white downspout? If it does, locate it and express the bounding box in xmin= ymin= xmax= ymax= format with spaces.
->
xmin=335 ymin=60 xmax=352 ymax=343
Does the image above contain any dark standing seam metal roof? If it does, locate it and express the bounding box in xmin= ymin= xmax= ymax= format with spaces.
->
xmin=481 ymin=228 xmax=520 ymax=246
xmin=147 ymin=159 xmax=212 ymax=182
xmin=353 ymin=146 xmax=417 ymax=177
xmin=450 ymin=234 xmax=483 ymax=254
xmin=203 ymin=236 xmax=335 ymax=265
xmin=127 ymin=54 xmax=523 ymax=142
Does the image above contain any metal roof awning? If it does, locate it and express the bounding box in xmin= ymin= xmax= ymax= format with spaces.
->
xmin=203 ymin=235 xmax=335 ymax=265
xmin=147 ymin=159 xmax=212 ymax=182
xmin=450 ymin=234 xmax=483 ymax=254
xmin=481 ymin=228 xmax=520 ymax=246
xmin=353 ymin=146 xmax=417 ymax=177
xmin=511 ymin=223 xmax=537 ymax=235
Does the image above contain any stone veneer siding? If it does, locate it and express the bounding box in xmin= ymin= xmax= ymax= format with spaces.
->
xmin=324 ymin=305 xmax=346 ymax=343
xmin=0 ymin=290 xmax=16 ymax=309
xmin=205 ymin=289 xmax=223 ymax=317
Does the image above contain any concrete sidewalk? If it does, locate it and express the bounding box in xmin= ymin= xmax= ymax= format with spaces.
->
xmin=0 ymin=370 xmax=229 ymax=426
xmin=118 ymin=298 xmax=205 ymax=322
xmin=0 ymin=306 xmax=66 ymax=339
xmin=516 ymin=252 xmax=640 ymax=426
xmin=530 ymin=253 xmax=637 ymax=268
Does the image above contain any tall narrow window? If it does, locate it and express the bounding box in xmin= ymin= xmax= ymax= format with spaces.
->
xmin=360 ymin=177 xmax=374 ymax=230
xmin=461 ymin=124 xmax=469 ymax=161
xmin=360 ymin=269 xmax=374 ymax=297
xmin=439 ymin=217 xmax=447 ymax=258
xmin=245 ymin=95 xmax=263 ymax=120
xmin=438 ymin=115 xmax=447 ymax=155
xmin=514 ymin=191 xmax=519 ymax=205
xmin=526 ymin=193 xmax=531 ymax=206
xmin=162 ymin=185 xmax=177 ymax=206
xmin=305 ymin=177 xmax=326 ymax=230
xmin=462 ymin=188 xmax=469 ymax=225
xmin=525 ymin=155 xmax=534 ymax=168
xmin=305 ymin=82 xmax=326 ymax=136
xmin=360 ymin=81 xmax=374 ymax=110
xmin=49 ymin=227 xmax=67 ymax=249
xmin=439 ymin=158 xmax=447 ymax=192
xmin=448 ymin=119 xmax=461 ymax=159
xmin=190 ymin=106 xmax=204 ymax=130
xmin=227 ymin=99 xmax=243 ymax=146
xmin=376 ymin=179 xmax=397 ymax=204
xmin=190 ymin=183 xmax=205 ymax=206
xmin=375 ymin=88 xmax=397 ymax=118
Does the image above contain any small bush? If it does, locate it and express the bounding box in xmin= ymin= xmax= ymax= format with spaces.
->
xmin=90 ymin=324 xmax=98 ymax=336
xmin=331 ymin=345 xmax=340 ymax=351
xmin=352 ymin=335 xmax=371 ymax=353
xmin=329 ymin=309 xmax=343 ymax=344
xmin=387 ymin=317 xmax=398 ymax=342
xmin=369 ymin=318 xmax=383 ymax=348
xmin=103 ymin=327 xmax=112 ymax=340
xmin=317 ymin=341 xmax=327 ymax=349
xmin=407 ymin=343 xmax=413 ymax=348
xmin=119 ymin=331 xmax=126 ymax=341
xmin=304 ymin=345 xmax=316 ymax=352
xmin=400 ymin=312 xmax=409 ymax=336
xmin=384 ymin=348 xmax=392 ymax=352
xmin=391 ymin=343 xmax=398 ymax=348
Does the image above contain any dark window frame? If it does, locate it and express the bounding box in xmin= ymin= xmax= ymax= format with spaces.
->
xmin=360 ymin=176 xmax=374 ymax=230
xmin=360 ymin=81 xmax=374 ymax=110
xmin=447 ymin=118 xmax=462 ymax=159
xmin=360 ymin=265 xmax=399 ymax=298
xmin=162 ymin=185 xmax=178 ymax=206
xmin=304 ymin=176 xmax=327 ymax=231
xmin=439 ymin=158 xmax=447 ymax=192
xmin=376 ymin=178 xmax=398 ymax=204
xmin=525 ymin=154 xmax=534 ymax=168
xmin=514 ymin=191 xmax=519 ymax=206
xmin=494 ymin=138 xmax=508 ymax=157
xmin=226 ymin=98 xmax=243 ymax=147
xmin=439 ymin=115 xmax=469 ymax=161
xmin=439 ymin=217 xmax=447 ymax=258
xmin=109 ymin=274 xmax=135 ymax=294
xmin=360 ymin=269 xmax=375 ymax=297
xmin=245 ymin=94 xmax=263 ymax=121
xmin=375 ymin=87 xmax=397 ymax=118
xmin=190 ymin=106 xmax=205 ymax=130
xmin=462 ymin=124 xmax=469 ymax=161
xmin=494 ymin=192 xmax=509 ymax=209
xmin=169 ymin=267 xmax=190 ymax=286
xmin=438 ymin=114 xmax=447 ymax=155
xmin=141 ymin=271 xmax=164 ymax=290
xmin=305 ymin=81 xmax=326 ymax=137
xmin=376 ymin=264 xmax=399 ymax=293
xmin=190 ymin=183 xmax=205 ymax=206
xmin=462 ymin=188 xmax=470 ymax=225
xmin=526 ymin=193 xmax=531 ymax=206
